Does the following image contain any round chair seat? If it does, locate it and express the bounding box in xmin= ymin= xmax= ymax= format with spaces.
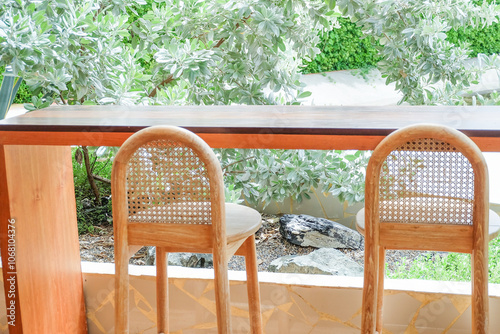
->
xmin=226 ymin=203 xmax=262 ymax=244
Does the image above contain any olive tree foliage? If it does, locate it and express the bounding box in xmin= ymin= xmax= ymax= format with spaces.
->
xmin=337 ymin=0 xmax=500 ymax=105
xmin=217 ymin=149 xmax=369 ymax=207
xmin=2 ymin=0 xmax=367 ymax=208
xmin=148 ymin=1 xmax=337 ymax=105
xmin=0 ymin=0 xmax=336 ymax=107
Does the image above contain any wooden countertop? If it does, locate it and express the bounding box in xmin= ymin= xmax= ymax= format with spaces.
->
xmin=1 ymin=105 xmax=500 ymax=150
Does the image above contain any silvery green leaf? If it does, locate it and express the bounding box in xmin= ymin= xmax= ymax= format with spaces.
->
xmin=99 ymin=97 xmax=116 ymax=104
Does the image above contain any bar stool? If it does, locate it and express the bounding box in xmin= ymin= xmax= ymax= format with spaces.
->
xmin=356 ymin=124 xmax=500 ymax=334
xmin=112 ymin=125 xmax=263 ymax=333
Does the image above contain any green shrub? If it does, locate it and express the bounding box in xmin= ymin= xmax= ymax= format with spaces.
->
xmin=447 ymin=0 xmax=500 ymax=57
xmin=217 ymin=148 xmax=369 ymax=207
xmin=388 ymin=236 xmax=500 ymax=283
xmin=12 ymin=81 xmax=33 ymax=104
xmin=1 ymin=0 xmax=335 ymax=107
xmin=447 ymin=23 xmax=500 ymax=58
xmin=301 ymin=18 xmax=380 ymax=74
xmin=303 ymin=10 xmax=500 ymax=77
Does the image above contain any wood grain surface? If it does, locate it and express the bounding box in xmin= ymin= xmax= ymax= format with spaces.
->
xmin=2 ymin=105 xmax=500 ymax=150
xmin=2 ymin=145 xmax=87 ymax=333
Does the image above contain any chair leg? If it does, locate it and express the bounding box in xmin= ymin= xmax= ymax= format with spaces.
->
xmin=376 ymin=247 xmax=386 ymax=334
xmin=243 ymin=235 xmax=263 ymax=334
xmin=361 ymin=243 xmax=379 ymax=334
xmin=115 ymin=245 xmax=130 ymax=334
xmin=472 ymin=248 xmax=489 ymax=334
xmin=156 ymin=248 xmax=169 ymax=334
xmin=213 ymin=247 xmax=232 ymax=334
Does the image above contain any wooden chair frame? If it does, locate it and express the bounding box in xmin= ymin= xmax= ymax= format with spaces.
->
xmin=361 ymin=124 xmax=490 ymax=334
xmin=112 ymin=125 xmax=263 ymax=334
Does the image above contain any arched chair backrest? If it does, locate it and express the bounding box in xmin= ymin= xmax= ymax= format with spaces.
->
xmin=112 ymin=125 xmax=226 ymax=249
xmin=365 ymin=124 xmax=488 ymax=250
xmin=361 ymin=124 xmax=489 ymax=334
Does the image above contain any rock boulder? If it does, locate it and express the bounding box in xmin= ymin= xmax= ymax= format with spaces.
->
xmin=279 ymin=214 xmax=362 ymax=249
xmin=268 ymin=248 xmax=363 ymax=276
xmin=145 ymin=247 xmax=213 ymax=268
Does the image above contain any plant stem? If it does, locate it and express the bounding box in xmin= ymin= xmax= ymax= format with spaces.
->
xmin=148 ymin=74 xmax=174 ymax=98
xmin=93 ymin=175 xmax=111 ymax=184
xmin=222 ymin=155 xmax=256 ymax=170
xmin=213 ymin=14 xmax=251 ymax=48
xmin=59 ymin=93 xmax=67 ymax=105
xmin=82 ymin=146 xmax=102 ymax=205
xmin=396 ymin=11 xmax=407 ymax=26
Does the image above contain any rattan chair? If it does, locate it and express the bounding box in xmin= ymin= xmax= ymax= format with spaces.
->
xmin=356 ymin=124 xmax=500 ymax=334
xmin=112 ymin=125 xmax=263 ymax=334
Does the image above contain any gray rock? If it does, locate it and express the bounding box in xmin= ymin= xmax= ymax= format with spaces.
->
xmin=145 ymin=247 xmax=213 ymax=268
xmin=268 ymin=248 xmax=363 ymax=276
xmin=81 ymin=198 xmax=93 ymax=209
xmin=279 ymin=214 xmax=362 ymax=249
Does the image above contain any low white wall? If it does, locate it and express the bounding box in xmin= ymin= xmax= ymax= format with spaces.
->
xmin=6 ymin=262 xmax=491 ymax=334
xmin=0 ymin=264 xmax=493 ymax=333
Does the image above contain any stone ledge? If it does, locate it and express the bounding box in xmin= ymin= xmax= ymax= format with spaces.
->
xmin=80 ymin=261 xmax=500 ymax=297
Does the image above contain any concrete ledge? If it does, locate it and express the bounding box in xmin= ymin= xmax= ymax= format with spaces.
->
xmin=79 ymin=262 xmax=500 ymax=333
xmin=82 ymin=261 xmax=500 ymax=296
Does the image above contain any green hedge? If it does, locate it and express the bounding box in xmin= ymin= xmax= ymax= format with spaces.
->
xmin=301 ymin=17 xmax=380 ymax=74
xmin=447 ymin=23 xmax=500 ymax=58
xmin=302 ymin=17 xmax=500 ymax=75
xmin=447 ymin=0 xmax=500 ymax=57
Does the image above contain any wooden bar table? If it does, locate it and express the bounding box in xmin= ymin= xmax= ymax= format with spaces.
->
xmin=1 ymin=104 xmax=500 ymax=333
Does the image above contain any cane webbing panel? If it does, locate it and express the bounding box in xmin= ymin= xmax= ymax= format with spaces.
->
xmin=379 ymin=138 xmax=474 ymax=225
xmin=126 ymin=139 xmax=212 ymax=224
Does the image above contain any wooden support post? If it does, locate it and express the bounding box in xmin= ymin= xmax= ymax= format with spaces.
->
xmin=0 ymin=145 xmax=87 ymax=333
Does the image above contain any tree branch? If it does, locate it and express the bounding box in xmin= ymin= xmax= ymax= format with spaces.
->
xmin=59 ymin=93 xmax=67 ymax=105
xmin=148 ymin=74 xmax=175 ymax=98
xmin=383 ymin=32 xmax=393 ymax=42
xmin=93 ymin=174 xmax=111 ymax=184
xmin=222 ymin=155 xmax=256 ymax=170
xmin=214 ymin=37 xmax=226 ymax=48
xmin=396 ymin=11 xmax=407 ymax=26
xmin=82 ymin=146 xmax=102 ymax=205
xmin=213 ymin=14 xmax=252 ymax=49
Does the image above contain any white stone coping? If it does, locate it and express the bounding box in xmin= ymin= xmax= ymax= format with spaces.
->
xmin=81 ymin=261 xmax=500 ymax=297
